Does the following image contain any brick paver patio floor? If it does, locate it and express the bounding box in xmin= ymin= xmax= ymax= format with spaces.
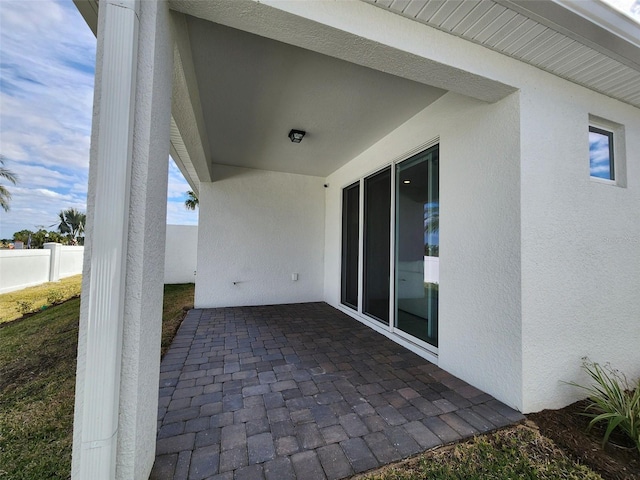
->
xmin=150 ymin=302 xmax=524 ymax=480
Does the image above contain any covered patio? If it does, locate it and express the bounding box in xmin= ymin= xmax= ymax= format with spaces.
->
xmin=150 ymin=303 xmax=524 ymax=479
xmin=70 ymin=1 xmax=640 ymax=477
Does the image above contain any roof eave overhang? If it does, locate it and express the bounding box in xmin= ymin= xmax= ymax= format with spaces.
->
xmin=497 ymin=0 xmax=640 ymax=70
xmin=72 ymin=0 xmax=206 ymax=193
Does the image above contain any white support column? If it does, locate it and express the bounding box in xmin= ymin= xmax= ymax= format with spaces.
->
xmin=72 ymin=0 xmax=173 ymax=479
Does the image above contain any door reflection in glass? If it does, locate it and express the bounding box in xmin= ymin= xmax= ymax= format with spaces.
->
xmin=395 ymin=146 xmax=439 ymax=347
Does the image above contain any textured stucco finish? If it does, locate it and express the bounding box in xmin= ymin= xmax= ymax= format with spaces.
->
xmin=438 ymin=93 xmax=521 ymax=411
xmin=520 ymin=80 xmax=640 ymax=413
xmin=72 ymin=1 xmax=172 ymax=479
xmin=116 ymin=1 xmax=173 ymax=478
xmin=324 ymin=92 xmax=523 ymax=410
xmin=195 ymin=166 xmax=325 ymax=308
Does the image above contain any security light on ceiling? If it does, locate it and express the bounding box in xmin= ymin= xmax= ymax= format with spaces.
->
xmin=288 ymin=129 xmax=306 ymax=143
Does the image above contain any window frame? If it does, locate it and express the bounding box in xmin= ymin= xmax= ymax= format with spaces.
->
xmin=588 ymin=124 xmax=615 ymax=182
xmin=588 ymin=115 xmax=626 ymax=187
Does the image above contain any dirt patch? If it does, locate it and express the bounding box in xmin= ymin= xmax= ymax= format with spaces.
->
xmin=528 ymin=400 xmax=640 ymax=480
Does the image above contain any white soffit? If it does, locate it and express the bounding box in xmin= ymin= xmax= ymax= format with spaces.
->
xmin=170 ymin=119 xmax=199 ymax=195
xmin=367 ymin=0 xmax=640 ymax=108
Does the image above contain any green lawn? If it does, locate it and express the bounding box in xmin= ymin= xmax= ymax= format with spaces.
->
xmin=0 ymin=283 xmax=194 ymax=480
xmin=360 ymin=424 xmax=602 ymax=480
xmin=0 ymin=275 xmax=82 ymax=324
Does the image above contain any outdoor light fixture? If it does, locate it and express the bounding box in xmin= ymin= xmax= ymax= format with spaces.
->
xmin=288 ymin=129 xmax=306 ymax=143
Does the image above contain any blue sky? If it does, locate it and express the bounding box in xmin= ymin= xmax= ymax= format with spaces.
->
xmin=0 ymin=0 xmax=196 ymax=239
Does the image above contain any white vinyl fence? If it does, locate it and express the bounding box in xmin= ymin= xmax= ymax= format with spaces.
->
xmin=0 ymin=225 xmax=198 ymax=294
xmin=0 ymin=244 xmax=84 ymax=294
xmin=164 ymin=225 xmax=198 ymax=284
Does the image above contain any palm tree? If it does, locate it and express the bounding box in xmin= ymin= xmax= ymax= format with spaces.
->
xmin=185 ymin=190 xmax=198 ymax=210
xmin=424 ymin=207 xmax=439 ymax=234
xmin=0 ymin=155 xmax=18 ymax=212
xmin=53 ymin=208 xmax=86 ymax=244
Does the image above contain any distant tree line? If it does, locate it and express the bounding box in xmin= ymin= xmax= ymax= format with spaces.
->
xmin=5 ymin=229 xmax=69 ymax=249
xmin=1 ymin=208 xmax=86 ymax=249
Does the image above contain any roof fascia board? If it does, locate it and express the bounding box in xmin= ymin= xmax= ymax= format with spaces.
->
xmin=495 ymin=0 xmax=640 ymax=70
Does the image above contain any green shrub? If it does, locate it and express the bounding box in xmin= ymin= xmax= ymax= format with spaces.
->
xmin=570 ymin=359 xmax=640 ymax=454
xmin=15 ymin=300 xmax=34 ymax=315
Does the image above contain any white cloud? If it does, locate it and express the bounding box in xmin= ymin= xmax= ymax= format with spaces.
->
xmin=0 ymin=0 xmax=96 ymax=237
xmin=166 ymin=158 xmax=199 ymax=225
xmin=166 ymin=199 xmax=199 ymax=226
xmin=167 ymin=159 xmax=194 ymax=199
xmin=600 ymin=0 xmax=640 ymax=21
xmin=0 ymin=184 xmax=86 ymax=238
xmin=0 ymin=1 xmax=199 ymax=238
xmin=33 ymin=188 xmax=68 ymax=199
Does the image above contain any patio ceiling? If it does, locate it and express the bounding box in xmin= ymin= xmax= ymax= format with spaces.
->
xmin=167 ymin=0 xmax=518 ymax=189
xmin=183 ymin=16 xmax=446 ymax=178
xmin=75 ymin=0 xmax=518 ymax=190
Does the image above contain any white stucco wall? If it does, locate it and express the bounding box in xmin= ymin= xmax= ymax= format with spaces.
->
xmin=323 ymin=91 xmax=523 ymax=410
xmin=520 ymin=78 xmax=640 ymax=412
xmin=0 ymin=246 xmax=85 ymax=294
xmin=195 ymin=165 xmax=325 ymax=308
xmin=164 ymin=224 xmax=197 ymax=284
xmin=59 ymin=246 xmax=85 ymax=279
xmin=0 ymin=250 xmax=51 ymax=294
xmin=0 ymin=229 xmax=197 ymax=294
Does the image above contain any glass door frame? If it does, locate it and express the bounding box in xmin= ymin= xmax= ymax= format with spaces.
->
xmin=390 ymin=145 xmax=439 ymax=355
xmin=339 ymin=138 xmax=440 ymax=357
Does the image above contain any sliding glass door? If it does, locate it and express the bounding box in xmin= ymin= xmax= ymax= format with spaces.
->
xmin=341 ymin=182 xmax=359 ymax=309
xmin=340 ymin=144 xmax=439 ymax=348
xmin=363 ymin=168 xmax=391 ymax=323
xmin=395 ymin=146 xmax=439 ymax=347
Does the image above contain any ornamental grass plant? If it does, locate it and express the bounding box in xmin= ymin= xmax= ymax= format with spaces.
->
xmin=571 ymin=359 xmax=640 ymax=454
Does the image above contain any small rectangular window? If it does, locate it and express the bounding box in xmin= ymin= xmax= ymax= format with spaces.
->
xmin=589 ymin=125 xmax=614 ymax=181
